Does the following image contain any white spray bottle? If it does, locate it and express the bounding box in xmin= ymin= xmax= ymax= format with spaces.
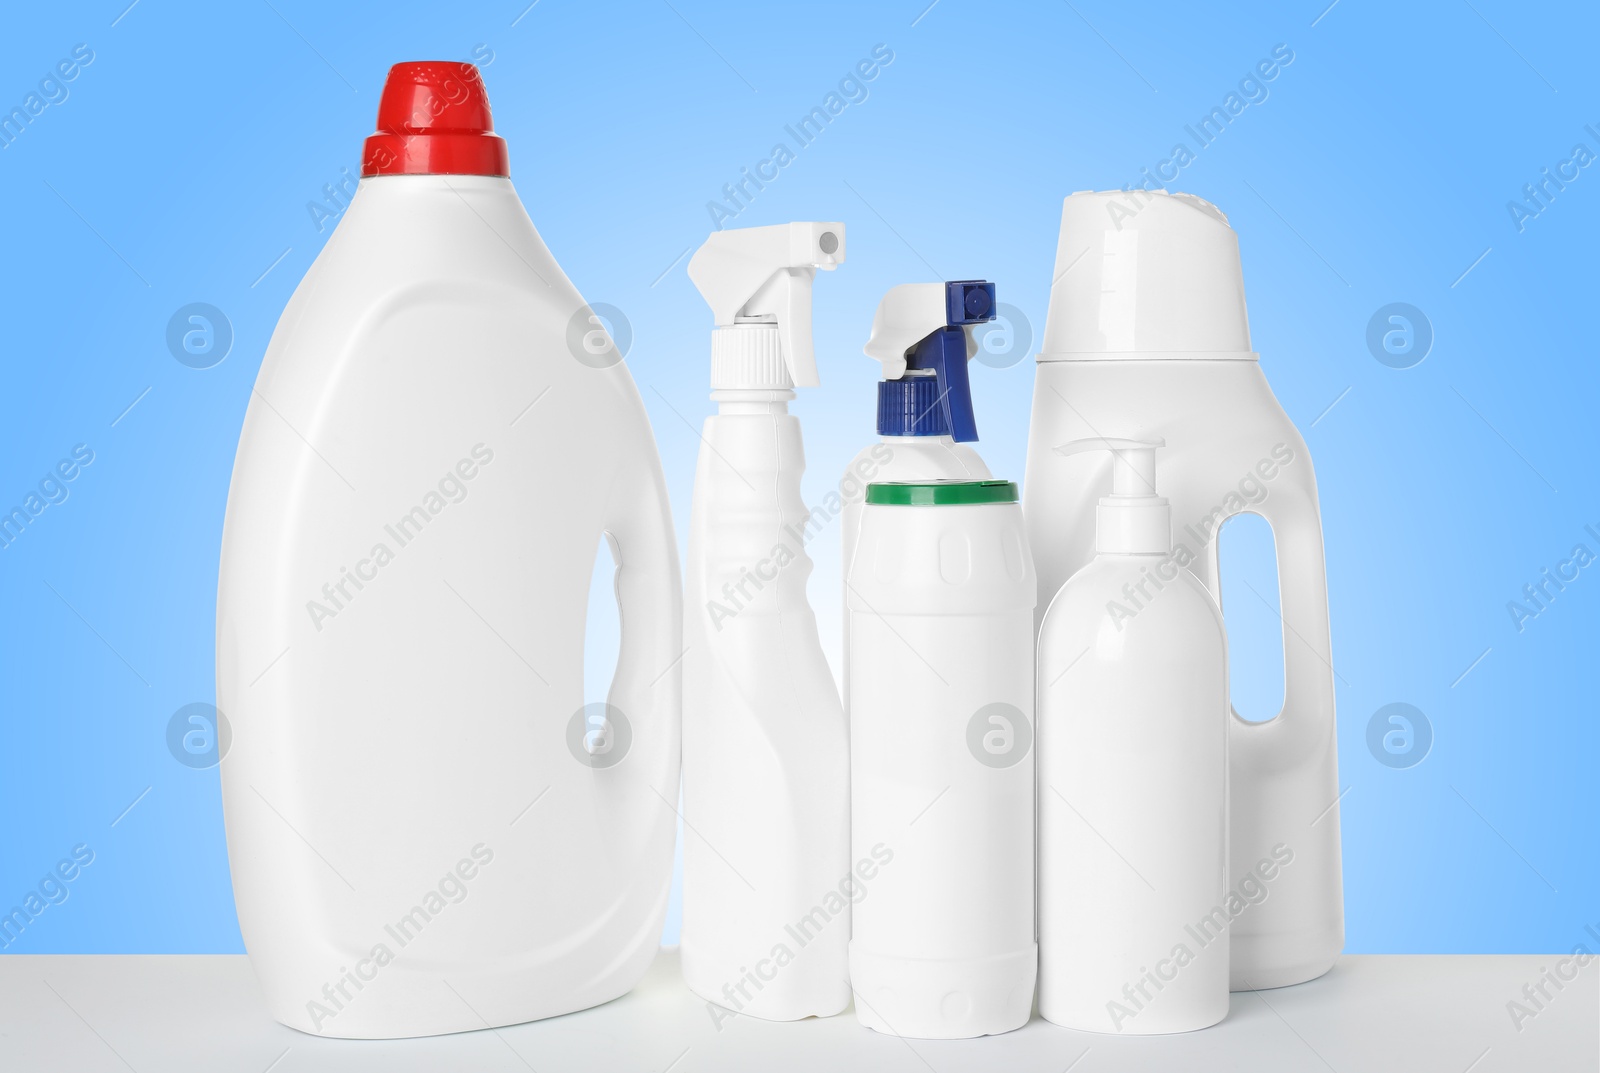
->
xmin=681 ymin=222 xmax=851 ymax=1022
xmin=1037 ymin=438 xmax=1229 ymax=1034
xmin=840 ymin=282 xmax=994 ymax=713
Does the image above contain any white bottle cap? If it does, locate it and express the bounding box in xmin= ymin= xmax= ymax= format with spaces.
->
xmin=1039 ymin=190 xmax=1255 ymax=361
xmin=688 ymin=222 xmax=845 ymax=390
xmin=1054 ymin=437 xmax=1171 ymax=554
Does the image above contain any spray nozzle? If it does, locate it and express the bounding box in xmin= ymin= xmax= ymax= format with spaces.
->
xmin=864 ymin=281 xmax=996 ymax=442
xmin=687 ymin=221 xmax=845 ymax=389
xmin=1054 ymin=438 xmax=1171 ymax=554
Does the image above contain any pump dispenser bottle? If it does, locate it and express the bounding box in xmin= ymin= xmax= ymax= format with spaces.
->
xmin=840 ymin=281 xmax=995 ymax=709
xmin=681 ymin=222 xmax=851 ymax=1022
xmin=1025 ymin=190 xmax=1342 ymax=989
xmin=1037 ymin=438 xmax=1229 ymax=1034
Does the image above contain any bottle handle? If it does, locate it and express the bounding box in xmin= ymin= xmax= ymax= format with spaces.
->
xmin=1241 ymin=475 xmax=1337 ymax=752
xmin=600 ymin=454 xmax=683 ymax=785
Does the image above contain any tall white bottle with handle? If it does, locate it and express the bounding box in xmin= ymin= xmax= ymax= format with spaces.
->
xmin=680 ymin=222 xmax=852 ymax=1022
xmin=1023 ymin=190 xmax=1342 ymax=990
xmin=840 ymin=280 xmax=995 ymax=712
xmin=1037 ymin=438 xmax=1229 ymax=1034
xmin=217 ymin=62 xmax=682 ymax=1038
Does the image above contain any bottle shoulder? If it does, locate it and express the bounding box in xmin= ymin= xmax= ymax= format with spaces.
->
xmin=251 ymin=178 xmax=610 ymax=418
xmin=849 ymin=438 xmax=990 ymax=482
xmin=1040 ymin=557 xmax=1223 ymax=641
xmin=282 ymin=179 xmax=579 ymax=324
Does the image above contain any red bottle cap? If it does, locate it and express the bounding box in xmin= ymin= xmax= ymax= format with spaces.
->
xmin=362 ymin=61 xmax=509 ymax=177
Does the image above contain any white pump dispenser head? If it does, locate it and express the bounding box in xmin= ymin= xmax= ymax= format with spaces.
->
xmin=1054 ymin=437 xmax=1169 ymax=554
xmin=687 ymin=221 xmax=845 ymax=390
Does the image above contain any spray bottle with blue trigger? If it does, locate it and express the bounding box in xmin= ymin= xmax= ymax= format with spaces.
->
xmin=841 ymin=279 xmax=998 ymax=713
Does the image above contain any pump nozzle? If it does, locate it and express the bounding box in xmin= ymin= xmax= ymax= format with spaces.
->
xmin=687 ymin=222 xmax=845 ymax=389
xmin=1055 ymin=437 xmax=1165 ymax=497
xmin=864 ymin=281 xmax=995 ymax=442
xmin=1054 ymin=437 xmax=1170 ymax=553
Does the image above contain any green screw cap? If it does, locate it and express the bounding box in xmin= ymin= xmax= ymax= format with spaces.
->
xmin=865 ymin=480 xmax=1019 ymax=506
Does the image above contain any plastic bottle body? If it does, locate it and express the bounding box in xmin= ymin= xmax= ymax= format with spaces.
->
xmin=680 ymin=391 xmax=851 ymax=1022
xmin=217 ymin=175 xmax=682 ymax=1038
xmin=1037 ymin=553 xmax=1229 ymax=1032
xmin=1024 ymin=356 xmax=1342 ymax=989
xmin=840 ymin=435 xmax=989 ymax=710
xmin=847 ymin=494 xmax=1036 ymax=1039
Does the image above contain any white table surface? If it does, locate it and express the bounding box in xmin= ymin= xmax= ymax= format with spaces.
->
xmin=2 ymin=947 xmax=1594 ymax=1072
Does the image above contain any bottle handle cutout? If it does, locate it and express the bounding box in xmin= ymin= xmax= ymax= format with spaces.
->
xmin=1217 ymin=467 xmax=1337 ymax=760
xmin=597 ymin=455 xmax=683 ymax=783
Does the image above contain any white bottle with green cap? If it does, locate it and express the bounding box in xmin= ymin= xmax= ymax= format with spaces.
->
xmin=681 ymin=222 xmax=851 ymax=1023
xmin=1037 ymin=438 xmax=1230 ymax=1034
xmin=848 ymin=478 xmax=1036 ymax=1039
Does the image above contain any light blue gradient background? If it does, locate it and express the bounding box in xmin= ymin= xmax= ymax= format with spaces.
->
xmin=1 ymin=0 xmax=1593 ymax=957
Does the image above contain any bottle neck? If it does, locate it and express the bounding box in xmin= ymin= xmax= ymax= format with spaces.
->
xmin=710 ymin=325 xmax=793 ymax=391
xmin=1096 ymin=498 xmax=1172 ymax=555
xmin=876 ymin=373 xmax=956 ymax=438
xmin=712 ymin=388 xmax=792 ymax=414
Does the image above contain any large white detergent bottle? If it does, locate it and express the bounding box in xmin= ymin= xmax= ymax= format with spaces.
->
xmin=1037 ymin=439 xmax=1229 ymax=1034
xmin=840 ymin=281 xmax=994 ymax=710
xmin=680 ymin=222 xmax=851 ymax=1022
xmin=1023 ymin=190 xmax=1341 ymax=990
xmin=216 ymin=62 xmax=682 ymax=1039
